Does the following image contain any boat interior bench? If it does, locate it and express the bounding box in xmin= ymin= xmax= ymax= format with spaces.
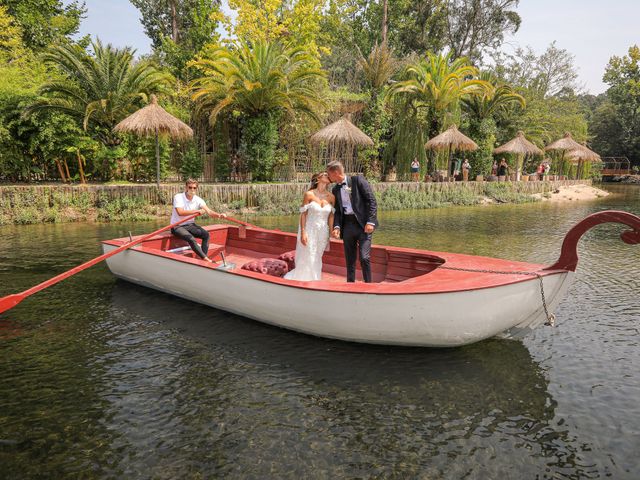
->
xmin=135 ymin=226 xmax=446 ymax=283
xmin=224 ymin=226 xmax=445 ymax=283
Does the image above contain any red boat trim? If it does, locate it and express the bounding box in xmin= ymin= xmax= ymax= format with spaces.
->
xmin=544 ymin=210 xmax=640 ymax=271
xmin=102 ymin=224 xmax=564 ymax=295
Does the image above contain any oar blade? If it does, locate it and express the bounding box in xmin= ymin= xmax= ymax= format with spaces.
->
xmin=0 ymin=294 xmax=25 ymax=315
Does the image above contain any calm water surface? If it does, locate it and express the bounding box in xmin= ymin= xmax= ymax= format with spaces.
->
xmin=0 ymin=184 xmax=639 ymax=479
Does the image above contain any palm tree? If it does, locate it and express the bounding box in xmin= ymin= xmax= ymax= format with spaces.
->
xmin=462 ymin=72 xmax=526 ymax=177
xmin=462 ymin=72 xmax=525 ymax=121
xmin=190 ymin=40 xmax=325 ymax=124
xmin=190 ymin=40 xmax=326 ymax=180
xmin=386 ymin=52 xmax=489 ymax=137
xmin=357 ymin=42 xmax=398 ymax=91
xmin=25 ymin=40 xmax=171 ymax=147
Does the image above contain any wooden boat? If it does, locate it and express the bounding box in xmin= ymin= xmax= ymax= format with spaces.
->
xmin=102 ymin=210 xmax=640 ymax=347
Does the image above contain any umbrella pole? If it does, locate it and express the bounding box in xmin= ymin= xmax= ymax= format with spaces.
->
xmin=155 ymin=129 xmax=160 ymax=188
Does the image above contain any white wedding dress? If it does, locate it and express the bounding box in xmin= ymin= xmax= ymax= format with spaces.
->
xmin=284 ymin=201 xmax=334 ymax=281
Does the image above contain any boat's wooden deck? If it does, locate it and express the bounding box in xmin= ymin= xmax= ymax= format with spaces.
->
xmin=225 ymin=251 xmax=350 ymax=283
xmin=175 ymin=249 xmax=361 ymax=283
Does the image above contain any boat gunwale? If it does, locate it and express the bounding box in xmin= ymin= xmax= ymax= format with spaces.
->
xmin=102 ymin=225 xmax=566 ymax=295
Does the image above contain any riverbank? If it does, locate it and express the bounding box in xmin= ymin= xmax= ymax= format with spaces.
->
xmin=0 ymin=180 xmax=600 ymax=225
xmin=531 ymin=183 xmax=610 ymax=202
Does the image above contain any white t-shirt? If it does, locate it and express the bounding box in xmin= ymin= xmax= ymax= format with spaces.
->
xmin=171 ymin=192 xmax=206 ymax=225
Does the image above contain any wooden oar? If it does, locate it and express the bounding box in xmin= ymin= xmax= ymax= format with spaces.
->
xmin=224 ymin=215 xmax=259 ymax=229
xmin=0 ymin=213 xmax=200 ymax=315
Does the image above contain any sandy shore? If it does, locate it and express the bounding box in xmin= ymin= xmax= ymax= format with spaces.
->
xmin=532 ymin=183 xmax=610 ymax=202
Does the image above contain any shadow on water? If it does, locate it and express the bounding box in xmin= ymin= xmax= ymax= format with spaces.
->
xmin=95 ymin=281 xmax=574 ymax=479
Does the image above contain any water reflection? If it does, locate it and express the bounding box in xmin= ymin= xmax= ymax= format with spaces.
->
xmin=99 ymin=282 xmax=569 ymax=478
xmin=0 ymin=184 xmax=638 ymax=478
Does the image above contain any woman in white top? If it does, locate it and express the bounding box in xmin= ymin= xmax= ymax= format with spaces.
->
xmin=284 ymin=172 xmax=335 ymax=281
xmin=171 ymin=178 xmax=226 ymax=262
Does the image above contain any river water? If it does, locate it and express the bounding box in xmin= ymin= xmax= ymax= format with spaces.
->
xmin=0 ymin=184 xmax=638 ymax=479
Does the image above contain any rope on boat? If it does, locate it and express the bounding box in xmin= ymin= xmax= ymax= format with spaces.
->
xmin=439 ymin=265 xmax=556 ymax=327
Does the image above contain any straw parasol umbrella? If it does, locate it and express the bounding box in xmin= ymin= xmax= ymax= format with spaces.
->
xmin=544 ymin=131 xmax=584 ymax=152
xmin=494 ymin=130 xmax=543 ymax=180
xmin=425 ymin=124 xmax=478 ymax=152
xmin=425 ymin=124 xmax=477 ymax=180
xmin=566 ymin=144 xmax=601 ymax=162
xmin=309 ymin=115 xmax=373 ymax=173
xmin=115 ymin=94 xmax=193 ymax=187
xmin=544 ymin=132 xmax=590 ymax=180
xmin=566 ymin=144 xmax=601 ymax=179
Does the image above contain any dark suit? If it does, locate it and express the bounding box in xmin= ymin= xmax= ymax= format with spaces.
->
xmin=332 ymin=175 xmax=379 ymax=282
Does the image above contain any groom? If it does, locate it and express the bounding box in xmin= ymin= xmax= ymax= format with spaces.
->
xmin=327 ymin=161 xmax=378 ymax=283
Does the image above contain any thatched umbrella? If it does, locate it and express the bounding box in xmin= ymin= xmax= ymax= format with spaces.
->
xmin=114 ymin=95 xmax=193 ymax=187
xmin=425 ymin=124 xmax=477 ymax=179
xmin=494 ymin=130 xmax=543 ymax=180
xmin=309 ymin=115 xmax=373 ymax=173
xmin=544 ymin=131 xmax=583 ymax=152
xmin=425 ymin=124 xmax=478 ymax=151
xmin=566 ymin=144 xmax=601 ymax=179
xmin=566 ymin=144 xmax=601 ymax=162
xmin=544 ymin=132 xmax=589 ymax=180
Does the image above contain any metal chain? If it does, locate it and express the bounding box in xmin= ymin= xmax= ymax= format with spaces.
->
xmin=439 ymin=265 xmax=556 ymax=327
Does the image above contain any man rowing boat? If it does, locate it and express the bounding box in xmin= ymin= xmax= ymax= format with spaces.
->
xmin=170 ymin=178 xmax=226 ymax=263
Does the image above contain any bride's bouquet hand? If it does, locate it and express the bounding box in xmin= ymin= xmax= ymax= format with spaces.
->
xmin=301 ymin=231 xmax=308 ymax=246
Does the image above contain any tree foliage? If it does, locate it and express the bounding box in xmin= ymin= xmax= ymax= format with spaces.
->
xmin=1 ymin=0 xmax=85 ymax=50
xmin=131 ymin=0 xmax=220 ymax=77
xmin=492 ymin=42 xmax=580 ymax=98
xmin=223 ymin=0 xmax=329 ymax=60
xmin=445 ymin=0 xmax=520 ymax=60
xmin=593 ymin=45 xmax=640 ymax=163
xmin=190 ymin=39 xmax=326 ymax=180
xmin=26 ymin=40 xmax=172 ymax=147
xmin=386 ymin=52 xmax=489 ymax=137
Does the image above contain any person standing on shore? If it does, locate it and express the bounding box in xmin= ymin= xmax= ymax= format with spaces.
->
xmin=327 ymin=161 xmax=378 ymax=283
xmin=411 ymin=157 xmax=421 ymax=182
xmin=170 ymin=178 xmax=226 ymax=262
xmin=498 ymin=158 xmax=509 ymax=180
xmin=462 ymin=158 xmax=471 ymax=182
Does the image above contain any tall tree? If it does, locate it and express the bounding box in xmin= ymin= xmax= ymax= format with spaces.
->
xmin=596 ymin=45 xmax=640 ymax=164
xmin=386 ymin=52 xmax=488 ymax=137
xmin=223 ymin=0 xmax=329 ymax=61
xmin=131 ymin=0 xmax=217 ymax=47
xmin=384 ymin=52 xmax=489 ymax=174
xmin=1 ymin=0 xmax=86 ymax=50
xmin=492 ymin=42 xmax=580 ymax=98
xmin=190 ymin=40 xmax=326 ymax=180
xmin=25 ymin=40 xmax=172 ymax=148
xmin=462 ymin=71 xmax=525 ymax=176
xmin=131 ymin=0 xmax=220 ymax=76
xmin=445 ymin=0 xmax=521 ymax=61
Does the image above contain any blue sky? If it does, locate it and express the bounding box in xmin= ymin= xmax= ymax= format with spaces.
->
xmin=73 ymin=0 xmax=639 ymax=94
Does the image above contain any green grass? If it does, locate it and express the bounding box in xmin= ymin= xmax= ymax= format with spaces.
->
xmin=0 ymin=181 xmax=550 ymax=225
xmin=482 ymin=183 xmax=540 ymax=204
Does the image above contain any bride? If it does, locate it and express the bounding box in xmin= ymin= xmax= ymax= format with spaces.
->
xmin=284 ymin=172 xmax=335 ymax=281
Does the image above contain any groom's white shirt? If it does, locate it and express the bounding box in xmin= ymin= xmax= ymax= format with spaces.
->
xmin=336 ymin=177 xmax=375 ymax=229
xmin=339 ymin=179 xmax=355 ymax=215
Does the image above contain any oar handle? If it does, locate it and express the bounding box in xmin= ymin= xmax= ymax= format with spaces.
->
xmin=0 ymin=213 xmax=200 ymax=314
xmin=223 ymin=215 xmax=260 ymax=229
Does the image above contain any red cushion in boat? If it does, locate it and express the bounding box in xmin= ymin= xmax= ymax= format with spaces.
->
xmin=278 ymin=250 xmax=295 ymax=271
xmin=241 ymin=258 xmax=289 ymax=277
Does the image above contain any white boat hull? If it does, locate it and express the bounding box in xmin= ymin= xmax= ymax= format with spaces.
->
xmin=103 ymin=245 xmax=573 ymax=347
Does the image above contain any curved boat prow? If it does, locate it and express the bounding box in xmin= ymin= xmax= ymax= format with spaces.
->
xmin=544 ymin=210 xmax=640 ymax=272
